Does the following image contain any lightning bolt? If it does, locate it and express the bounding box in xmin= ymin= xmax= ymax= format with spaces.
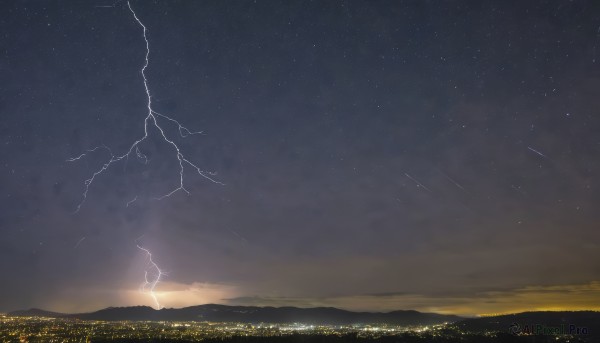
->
xmin=67 ymin=1 xmax=223 ymax=213
xmin=126 ymin=195 xmax=138 ymax=207
xmin=137 ymin=245 xmax=164 ymax=310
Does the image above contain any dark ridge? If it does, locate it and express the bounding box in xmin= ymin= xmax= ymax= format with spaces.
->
xmin=9 ymin=304 xmax=461 ymax=325
xmin=87 ymin=332 xmax=588 ymax=343
xmin=456 ymin=311 xmax=600 ymax=339
xmin=7 ymin=308 xmax=66 ymax=318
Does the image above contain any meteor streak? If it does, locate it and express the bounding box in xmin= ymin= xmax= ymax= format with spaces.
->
xmin=73 ymin=237 xmax=86 ymax=249
xmin=404 ymin=173 xmax=432 ymax=193
xmin=527 ymin=146 xmax=550 ymax=160
xmin=67 ymin=1 xmax=223 ymax=213
xmin=438 ymin=169 xmax=467 ymax=192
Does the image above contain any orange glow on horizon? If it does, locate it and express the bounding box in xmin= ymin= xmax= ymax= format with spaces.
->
xmin=38 ymin=280 xmax=600 ymax=317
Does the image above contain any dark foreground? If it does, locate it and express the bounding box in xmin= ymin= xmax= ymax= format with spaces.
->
xmin=91 ymin=334 xmax=589 ymax=343
xmin=1 ymin=316 xmax=592 ymax=343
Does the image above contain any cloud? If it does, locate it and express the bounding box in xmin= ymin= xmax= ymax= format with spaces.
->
xmin=223 ymin=281 xmax=600 ymax=316
xmin=123 ymin=281 xmax=241 ymax=309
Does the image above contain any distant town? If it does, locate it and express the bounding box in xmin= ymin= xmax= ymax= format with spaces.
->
xmin=1 ymin=309 xmax=595 ymax=343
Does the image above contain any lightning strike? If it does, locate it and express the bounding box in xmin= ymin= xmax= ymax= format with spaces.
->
xmin=67 ymin=1 xmax=223 ymax=213
xmin=126 ymin=196 xmax=138 ymax=207
xmin=404 ymin=173 xmax=432 ymax=193
xmin=137 ymin=245 xmax=164 ymax=310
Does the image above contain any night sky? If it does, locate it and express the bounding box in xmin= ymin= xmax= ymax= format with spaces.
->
xmin=1 ymin=0 xmax=600 ymax=316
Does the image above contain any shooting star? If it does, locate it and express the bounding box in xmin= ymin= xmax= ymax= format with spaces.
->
xmin=527 ymin=146 xmax=550 ymax=160
xmin=437 ymin=169 xmax=467 ymax=192
xmin=404 ymin=173 xmax=432 ymax=193
xmin=228 ymin=228 xmax=248 ymax=244
xmin=73 ymin=237 xmax=86 ymax=249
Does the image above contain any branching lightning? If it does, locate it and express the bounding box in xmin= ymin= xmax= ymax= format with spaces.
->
xmin=67 ymin=1 xmax=223 ymax=213
xmin=137 ymin=245 xmax=164 ymax=310
xmin=126 ymin=195 xmax=138 ymax=207
xmin=68 ymin=2 xmax=223 ymax=309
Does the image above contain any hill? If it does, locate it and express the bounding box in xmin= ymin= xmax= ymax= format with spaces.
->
xmin=456 ymin=311 xmax=599 ymax=339
xmin=7 ymin=308 xmax=66 ymax=318
xmin=9 ymin=304 xmax=460 ymax=325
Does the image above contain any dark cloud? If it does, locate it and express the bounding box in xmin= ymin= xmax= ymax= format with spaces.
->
xmin=1 ymin=0 xmax=599 ymax=315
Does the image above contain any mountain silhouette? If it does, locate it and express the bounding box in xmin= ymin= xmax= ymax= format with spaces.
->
xmin=456 ymin=311 xmax=599 ymax=340
xmin=9 ymin=304 xmax=460 ymax=325
xmin=7 ymin=308 xmax=65 ymax=318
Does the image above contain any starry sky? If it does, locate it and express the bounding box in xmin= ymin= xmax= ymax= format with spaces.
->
xmin=1 ymin=0 xmax=600 ymax=316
